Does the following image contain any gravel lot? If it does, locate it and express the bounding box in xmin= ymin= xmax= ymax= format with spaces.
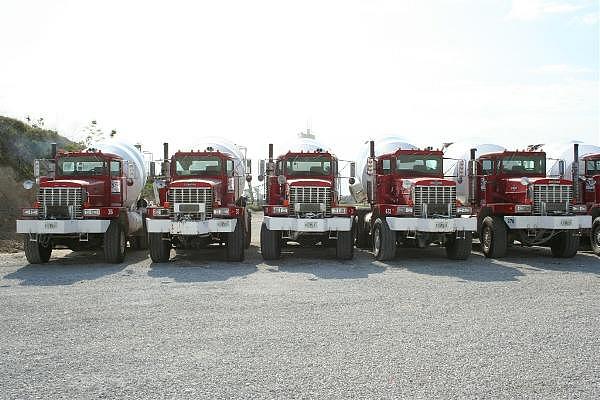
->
xmin=1 ymin=213 xmax=599 ymax=399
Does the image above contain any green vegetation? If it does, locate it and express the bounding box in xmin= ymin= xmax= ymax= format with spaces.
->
xmin=0 ymin=115 xmax=82 ymax=179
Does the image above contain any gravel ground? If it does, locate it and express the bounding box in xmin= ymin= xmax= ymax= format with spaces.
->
xmin=1 ymin=213 xmax=599 ymax=399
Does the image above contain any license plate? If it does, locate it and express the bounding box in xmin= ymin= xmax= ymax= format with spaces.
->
xmin=303 ymin=221 xmax=319 ymax=229
xmin=560 ymin=219 xmax=573 ymax=227
xmin=44 ymin=222 xmax=57 ymax=230
xmin=216 ymin=221 xmax=229 ymax=228
xmin=435 ymin=222 xmax=449 ymax=230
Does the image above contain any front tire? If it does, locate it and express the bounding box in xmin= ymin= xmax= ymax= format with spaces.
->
xmin=550 ymin=231 xmax=579 ymax=258
xmin=373 ymin=218 xmax=396 ymax=261
xmin=23 ymin=236 xmax=52 ymax=264
xmin=226 ymin=218 xmax=245 ymax=262
xmin=260 ymin=222 xmax=281 ymax=260
xmin=446 ymin=232 xmax=473 ymax=260
xmin=336 ymin=230 xmax=354 ymax=260
xmin=480 ymin=216 xmax=507 ymax=258
xmin=104 ymin=221 xmax=126 ymax=263
xmin=149 ymin=232 xmax=171 ymax=262
xmin=591 ymin=217 xmax=600 ymax=256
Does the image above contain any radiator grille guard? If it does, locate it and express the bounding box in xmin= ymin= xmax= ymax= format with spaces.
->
xmin=38 ymin=187 xmax=83 ymax=219
xmin=288 ymin=186 xmax=332 ymax=218
xmin=412 ymin=185 xmax=456 ymax=218
xmin=169 ymin=188 xmax=213 ymax=220
xmin=532 ymin=184 xmax=572 ymax=215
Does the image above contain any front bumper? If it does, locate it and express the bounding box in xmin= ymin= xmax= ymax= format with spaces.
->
xmin=16 ymin=219 xmax=111 ymax=234
xmin=503 ymin=215 xmax=591 ymax=230
xmin=386 ymin=216 xmax=477 ymax=233
xmin=263 ymin=216 xmax=352 ymax=232
xmin=146 ymin=218 xmax=237 ymax=235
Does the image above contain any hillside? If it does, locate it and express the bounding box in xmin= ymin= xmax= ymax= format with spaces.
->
xmin=0 ymin=116 xmax=82 ymax=249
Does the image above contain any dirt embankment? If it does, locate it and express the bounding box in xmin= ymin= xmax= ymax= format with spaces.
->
xmin=0 ymin=166 xmax=35 ymax=251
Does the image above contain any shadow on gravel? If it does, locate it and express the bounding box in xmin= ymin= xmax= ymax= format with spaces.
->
xmin=147 ymin=245 xmax=260 ymax=283
xmin=266 ymin=246 xmax=385 ymax=280
xmin=3 ymin=250 xmax=148 ymax=286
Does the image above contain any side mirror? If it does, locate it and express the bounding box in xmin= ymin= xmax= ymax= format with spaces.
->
xmin=246 ymin=159 xmax=252 ymax=174
xmin=23 ymin=180 xmax=34 ymax=190
xmin=34 ymin=160 xmax=41 ymax=179
xmin=127 ymin=162 xmax=135 ymax=180
xmin=259 ymin=160 xmax=265 ymax=176
xmin=366 ymin=158 xmax=375 ymax=176
xmin=558 ymin=160 xmax=565 ymax=177
xmin=350 ymin=162 xmax=356 ymax=178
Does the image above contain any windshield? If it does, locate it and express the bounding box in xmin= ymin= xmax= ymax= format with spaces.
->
xmin=57 ymin=156 xmax=107 ymax=177
xmin=586 ymin=159 xmax=600 ymax=174
xmin=395 ymin=154 xmax=442 ymax=176
xmin=499 ymin=155 xmax=545 ymax=175
xmin=174 ymin=156 xmax=222 ymax=176
xmin=285 ymin=156 xmax=332 ymax=176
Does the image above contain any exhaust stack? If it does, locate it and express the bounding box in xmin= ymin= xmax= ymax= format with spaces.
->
xmin=162 ymin=142 xmax=169 ymax=176
xmin=468 ymin=148 xmax=477 ymax=206
xmin=572 ymin=143 xmax=580 ymax=203
xmin=50 ymin=143 xmax=57 ymax=159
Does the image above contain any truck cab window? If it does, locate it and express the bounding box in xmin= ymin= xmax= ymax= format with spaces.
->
xmin=110 ymin=161 xmax=121 ymax=177
xmin=482 ymin=159 xmax=493 ymax=175
xmin=381 ymin=159 xmax=392 ymax=174
xmin=175 ymin=156 xmax=222 ymax=176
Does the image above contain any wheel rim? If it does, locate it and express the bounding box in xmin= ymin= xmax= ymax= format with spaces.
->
xmin=374 ymin=227 xmax=381 ymax=256
xmin=482 ymin=226 xmax=492 ymax=252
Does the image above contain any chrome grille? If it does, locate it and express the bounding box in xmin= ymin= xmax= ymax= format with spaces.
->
xmin=532 ymin=184 xmax=572 ymax=215
xmin=412 ymin=185 xmax=456 ymax=217
xmin=38 ymin=187 xmax=83 ymax=219
xmin=168 ymin=188 xmax=213 ymax=220
xmin=289 ymin=186 xmax=332 ymax=217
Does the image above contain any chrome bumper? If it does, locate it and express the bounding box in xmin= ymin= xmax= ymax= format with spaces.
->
xmin=146 ymin=218 xmax=237 ymax=235
xmin=503 ymin=215 xmax=591 ymax=230
xmin=385 ymin=216 xmax=477 ymax=233
xmin=263 ymin=216 xmax=352 ymax=232
xmin=16 ymin=219 xmax=111 ymax=234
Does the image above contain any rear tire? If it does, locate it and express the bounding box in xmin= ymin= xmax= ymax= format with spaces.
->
xmin=550 ymin=231 xmax=579 ymax=258
xmin=226 ymin=218 xmax=245 ymax=262
xmin=336 ymin=230 xmax=354 ymax=260
xmin=23 ymin=236 xmax=52 ymax=264
xmin=245 ymin=213 xmax=252 ymax=249
xmin=149 ymin=232 xmax=171 ymax=262
xmin=373 ymin=218 xmax=396 ymax=261
xmin=480 ymin=216 xmax=507 ymax=258
xmin=355 ymin=212 xmax=370 ymax=248
xmin=445 ymin=232 xmax=473 ymax=260
xmin=104 ymin=221 xmax=126 ymax=263
xmin=591 ymin=217 xmax=600 ymax=256
xmin=260 ymin=222 xmax=281 ymax=260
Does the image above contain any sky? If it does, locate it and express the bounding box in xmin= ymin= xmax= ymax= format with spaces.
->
xmin=0 ymin=0 xmax=598 ymax=164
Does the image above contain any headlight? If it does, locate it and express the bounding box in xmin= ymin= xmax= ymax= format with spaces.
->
xmin=572 ymin=204 xmax=587 ymax=213
xmin=402 ymin=180 xmax=412 ymax=190
xmin=271 ymin=206 xmax=288 ymax=215
xmin=331 ymin=207 xmax=348 ymax=215
xmin=515 ymin=204 xmax=532 ymax=213
xmin=396 ymin=205 xmax=413 ymax=215
xmin=520 ymin=177 xmax=531 ymax=186
xmin=456 ymin=206 xmax=472 ymax=215
xmin=83 ymin=208 xmax=101 ymax=216
xmin=213 ymin=207 xmax=231 ymax=216
xmin=22 ymin=208 xmax=39 ymax=216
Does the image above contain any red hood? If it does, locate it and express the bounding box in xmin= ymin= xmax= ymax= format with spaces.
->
xmin=170 ymin=178 xmax=222 ymax=188
xmin=40 ymin=178 xmax=104 ymax=194
xmin=287 ymin=178 xmax=332 ymax=187
xmin=400 ymin=177 xmax=454 ymax=186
